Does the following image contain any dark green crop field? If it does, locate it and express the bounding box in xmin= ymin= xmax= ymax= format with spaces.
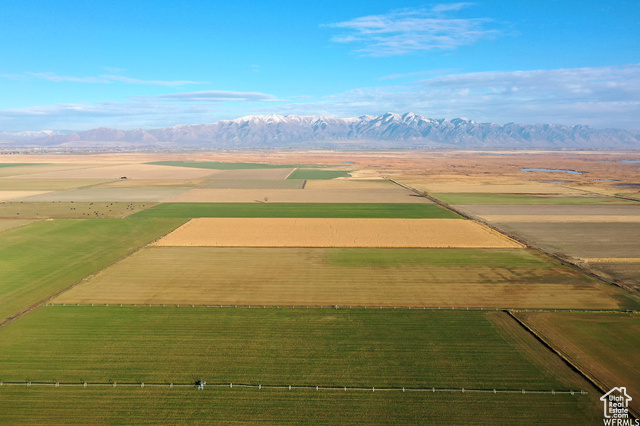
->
xmin=0 ymin=387 xmax=600 ymax=425
xmin=130 ymin=202 xmax=462 ymax=218
xmin=0 ymin=218 xmax=185 ymax=323
xmin=0 ymin=307 xmax=588 ymax=392
xmin=287 ymin=168 xmax=351 ymax=179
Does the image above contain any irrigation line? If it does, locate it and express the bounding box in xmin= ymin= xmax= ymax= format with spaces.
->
xmin=44 ymin=303 xmax=639 ymax=314
xmin=0 ymin=381 xmax=588 ymax=395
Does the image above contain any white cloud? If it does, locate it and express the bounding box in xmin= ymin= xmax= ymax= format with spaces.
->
xmin=1 ymin=65 xmax=638 ymax=131
xmin=155 ymin=90 xmax=278 ymax=102
xmin=250 ymin=65 xmax=640 ymax=129
xmin=325 ymin=4 xmax=499 ymax=56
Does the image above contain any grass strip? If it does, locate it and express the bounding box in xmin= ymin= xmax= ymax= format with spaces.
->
xmin=130 ymin=202 xmax=462 ymax=218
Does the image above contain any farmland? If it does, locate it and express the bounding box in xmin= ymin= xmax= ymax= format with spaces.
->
xmin=513 ymin=312 xmax=640 ymax=415
xmin=54 ymin=247 xmax=638 ymax=309
xmin=287 ymin=168 xmax=352 ymax=180
xmin=132 ymin=202 xmax=458 ymax=218
xmin=0 ymin=151 xmax=638 ymax=423
xmin=0 ymin=218 xmax=185 ymax=324
xmin=0 ymin=307 xmax=589 ymax=389
xmin=431 ymin=193 xmax=636 ymax=205
xmin=154 ymin=218 xmax=522 ymax=248
xmin=0 ymin=388 xmax=601 ymax=424
xmin=0 ymin=202 xmax=155 ymax=218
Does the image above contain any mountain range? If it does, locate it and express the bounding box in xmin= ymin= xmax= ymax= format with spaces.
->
xmin=2 ymin=113 xmax=639 ymax=150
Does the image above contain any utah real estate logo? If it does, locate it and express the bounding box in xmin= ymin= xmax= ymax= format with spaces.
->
xmin=601 ymin=387 xmax=638 ymax=425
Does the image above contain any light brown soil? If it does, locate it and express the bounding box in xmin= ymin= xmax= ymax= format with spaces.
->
xmin=154 ymin=218 xmax=522 ymax=248
xmin=0 ymin=191 xmax=51 ymax=201
xmin=8 ymin=164 xmax=219 ymax=180
xmin=161 ymin=187 xmax=431 ymax=203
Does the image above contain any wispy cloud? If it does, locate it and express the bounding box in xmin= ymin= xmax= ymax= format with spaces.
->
xmin=251 ymin=65 xmax=640 ymax=129
xmin=23 ymin=72 xmax=207 ymax=86
xmin=325 ymin=4 xmax=499 ymax=56
xmin=156 ymin=90 xmax=278 ymax=102
xmin=2 ymin=65 xmax=638 ymax=131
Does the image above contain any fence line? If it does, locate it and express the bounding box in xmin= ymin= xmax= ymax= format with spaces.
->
xmin=0 ymin=381 xmax=588 ymax=395
xmin=44 ymin=303 xmax=639 ymax=314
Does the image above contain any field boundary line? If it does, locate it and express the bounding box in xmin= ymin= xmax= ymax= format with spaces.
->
xmin=0 ymin=380 xmax=589 ymax=395
xmin=0 ymin=218 xmax=188 ymax=329
xmin=284 ymin=168 xmax=297 ymax=180
xmin=506 ymin=310 xmax=638 ymax=420
xmin=387 ymin=178 xmax=640 ymax=298
xmin=44 ymin=303 xmax=640 ymax=314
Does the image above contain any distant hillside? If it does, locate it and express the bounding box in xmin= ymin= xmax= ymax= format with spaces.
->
xmin=5 ymin=113 xmax=640 ymax=150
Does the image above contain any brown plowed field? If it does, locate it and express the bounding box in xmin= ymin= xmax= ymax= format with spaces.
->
xmin=455 ymin=205 xmax=640 ymax=216
xmin=495 ymin=222 xmax=640 ymax=258
xmin=154 ymin=218 xmax=522 ymax=248
xmin=481 ymin=215 xmax=640 ymax=223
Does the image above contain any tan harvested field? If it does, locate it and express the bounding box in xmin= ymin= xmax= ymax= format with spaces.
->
xmin=0 ymin=163 xmax=101 ymax=178
xmin=406 ymin=182 xmax=584 ymax=194
xmin=209 ymin=168 xmax=296 ymax=180
xmin=55 ymin=246 xmax=629 ymax=309
xmin=494 ymin=222 xmax=640 ymax=259
xmin=96 ymin=178 xmax=215 ymax=188
xmin=8 ymin=164 xmax=219 ymax=180
xmin=481 ymin=215 xmax=640 ymax=223
xmin=200 ymin=179 xmax=305 ymax=189
xmin=15 ymin=188 xmax=188 ymax=202
xmin=162 ymin=188 xmax=431 ymax=203
xmin=0 ymin=178 xmax=105 ymax=191
xmin=0 ymin=219 xmax=37 ymax=233
xmin=514 ymin=312 xmax=640 ymax=415
xmin=0 ymin=190 xmax=51 ymax=201
xmin=155 ymin=218 xmax=522 ymax=248
xmin=455 ymin=204 xmax=640 ymax=216
xmin=0 ymin=201 xmax=154 ymax=218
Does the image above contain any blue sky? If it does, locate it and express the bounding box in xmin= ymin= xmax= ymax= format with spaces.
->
xmin=1 ymin=0 xmax=639 ymax=131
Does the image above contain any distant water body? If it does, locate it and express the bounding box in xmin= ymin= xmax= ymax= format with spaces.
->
xmin=522 ymin=168 xmax=583 ymax=175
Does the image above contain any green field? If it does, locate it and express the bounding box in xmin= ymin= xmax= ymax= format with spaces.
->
xmin=0 ymin=387 xmax=601 ymax=425
xmin=432 ymin=193 xmax=638 ymax=205
xmin=0 ymin=218 xmax=185 ymax=323
xmin=0 ymin=307 xmax=589 ymax=391
xmin=130 ymin=202 xmax=461 ymax=218
xmin=287 ymin=168 xmax=351 ymax=180
xmin=147 ymin=161 xmax=301 ymax=169
xmin=514 ymin=312 xmax=640 ymax=415
xmin=0 ymin=202 xmax=156 ymax=218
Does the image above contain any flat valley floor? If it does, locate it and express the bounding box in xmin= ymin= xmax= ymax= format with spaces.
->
xmin=0 ymin=150 xmax=638 ymax=424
